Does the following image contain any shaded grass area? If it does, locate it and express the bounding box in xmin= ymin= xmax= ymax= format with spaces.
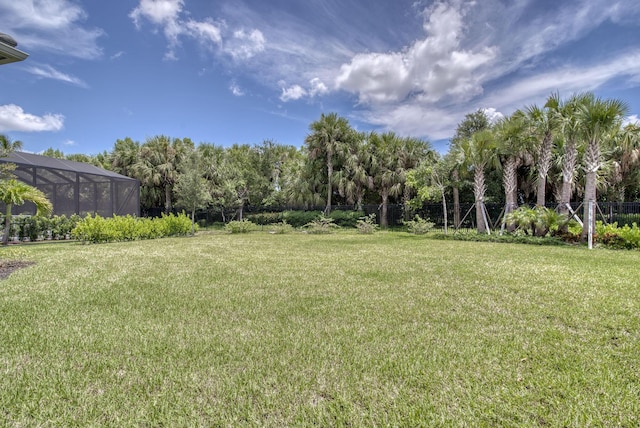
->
xmin=1 ymin=232 xmax=639 ymax=426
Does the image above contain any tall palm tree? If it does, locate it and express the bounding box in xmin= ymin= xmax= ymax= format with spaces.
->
xmin=552 ymin=93 xmax=590 ymax=216
xmin=458 ymin=129 xmax=497 ymax=234
xmin=607 ymin=123 xmax=640 ymax=202
xmin=110 ymin=137 xmax=140 ymax=177
xmin=525 ymin=97 xmax=557 ymax=208
xmin=578 ymin=95 xmax=629 ymax=240
xmin=1 ymin=179 xmax=52 ymax=245
xmin=132 ymin=135 xmax=192 ymax=214
xmin=305 ymin=113 xmax=353 ymax=215
xmin=494 ymin=112 xmax=530 ymax=231
xmin=336 ymin=132 xmax=371 ymax=210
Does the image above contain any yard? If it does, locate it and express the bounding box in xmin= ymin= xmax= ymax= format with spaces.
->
xmin=1 ymin=232 xmax=638 ymax=426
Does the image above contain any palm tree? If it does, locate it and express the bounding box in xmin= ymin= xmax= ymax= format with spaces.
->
xmin=1 ymin=179 xmax=52 ymax=245
xmin=494 ymin=112 xmax=530 ymax=231
xmin=305 ymin=113 xmax=353 ymax=215
xmin=0 ymin=134 xmax=23 ymax=179
xmin=132 ymin=135 xmax=192 ymax=214
xmin=450 ymin=110 xmax=491 ymax=227
xmin=458 ymin=129 xmax=497 ymax=234
xmin=607 ymin=123 xmax=640 ymax=202
xmin=525 ymin=97 xmax=557 ymax=208
xmin=110 ymin=137 xmax=140 ymax=177
xmin=578 ymin=95 xmax=629 ymax=240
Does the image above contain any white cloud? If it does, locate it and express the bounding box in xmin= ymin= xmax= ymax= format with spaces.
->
xmin=225 ymin=29 xmax=265 ymax=60
xmin=0 ymin=0 xmax=104 ymax=59
xmin=26 ymin=65 xmax=88 ymax=88
xmin=0 ymin=104 xmax=64 ymax=133
xmin=63 ymin=139 xmax=76 ymax=146
xmin=230 ymin=81 xmax=245 ymax=96
xmin=335 ymin=2 xmax=496 ymax=105
xmin=279 ymin=85 xmax=307 ymax=102
xmin=309 ymin=78 xmax=328 ymax=97
xmin=623 ymin=115 xmax=639 ymax=127
xmin=482 ymin=108 xmax=505 ymax=124
xmin=129 ymin=0 xmax=263 ymax=61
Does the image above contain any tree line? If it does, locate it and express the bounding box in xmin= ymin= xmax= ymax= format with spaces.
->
xmin=11 ymin=91 xmax=640 ymax=237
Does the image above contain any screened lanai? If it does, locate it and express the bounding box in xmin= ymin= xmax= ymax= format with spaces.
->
xmin=0 ymin=152 xmax=140 ymax=217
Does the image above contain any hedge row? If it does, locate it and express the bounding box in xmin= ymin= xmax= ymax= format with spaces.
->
xmin=245 ymin=210 xmax=365 ymax=228
xmin=71 ymin=213 xmax=193 ymax=243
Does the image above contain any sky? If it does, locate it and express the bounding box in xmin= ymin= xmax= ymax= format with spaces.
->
xmin=1 ymin=0 xmax=640 ymax=155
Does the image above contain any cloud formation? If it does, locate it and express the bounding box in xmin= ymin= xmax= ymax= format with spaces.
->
xmin=129 ymin=0 xmax=264 ymax=61
xmin=0 ymin=105 xmax=65 ymax=133
xmin=26 ymin=65 xmax=88 ymax=88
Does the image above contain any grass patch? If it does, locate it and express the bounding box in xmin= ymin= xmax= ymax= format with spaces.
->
xmin=1 ymin=233 xmax=639 ymax=426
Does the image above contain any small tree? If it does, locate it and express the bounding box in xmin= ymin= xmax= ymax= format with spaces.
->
xmin=174 ymin=150 xmax=212 ymax=235
xmin=1 ymin=179 xmax=53 ymax=245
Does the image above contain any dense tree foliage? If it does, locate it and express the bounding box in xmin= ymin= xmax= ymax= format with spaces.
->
xmin=4 ymin=92 xmax=639 ymax=239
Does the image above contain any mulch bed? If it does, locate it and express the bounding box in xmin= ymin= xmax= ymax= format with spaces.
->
xmin=0 ymin=260 xmax=35 ymax=280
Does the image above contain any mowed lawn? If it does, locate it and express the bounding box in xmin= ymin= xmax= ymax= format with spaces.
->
xmin=1 ymin=232 xmax=639 ymax=427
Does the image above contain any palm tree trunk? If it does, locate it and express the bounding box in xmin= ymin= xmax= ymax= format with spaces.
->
xmin=441 ymin=188 xmax=448 ymax=235
xmin=452 ymin=169 xmax=460 ymax=228
xmin=165 ymin=185 xmax=172 ymax=214
xmin=380 ymin=189 xmax=389 ymax=228
xmin=325 ymin=157 xmax=333 ymax=215
xmin=582 ymin=140 xmax=600 ymax=241
xmin=3 ymin=203 xmax=12 ymax=245
xmin=474 ymin=168 xmax=487 ymax=234
xmin=536 ymin=132 xmax=553 ymax=207
xmin=503 ymin=156 xmax=518 ymax=232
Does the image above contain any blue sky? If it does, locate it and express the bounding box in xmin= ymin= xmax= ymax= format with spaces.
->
xmin=1 ymin=0 xmax=640 ymax=155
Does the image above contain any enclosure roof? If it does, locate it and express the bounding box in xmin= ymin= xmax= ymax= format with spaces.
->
xmin=0 ymin=151 xmax=136 ymax=181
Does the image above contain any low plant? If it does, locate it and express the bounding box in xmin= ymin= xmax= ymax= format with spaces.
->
xmin=303 ymin=215 xmax=339 ymax=234
xmin=504 ymin=206 xmax=568 ymax=237
xmin=328 ymin=210 xmax=364 ymax=228
xmin=225 ymin=219 xmax=257 ymax=234
xmin=269 ymin=221 xmax=294 ymax=234
xmin=356 ymin=213 xmax=378 ymax=234
xmin=282 ymin=210 xmax=321 ymax=228
xmin=246 ymin=212 xmax=283 ymax=225
xmin=596 ymin=222 xmax=640 ymax=250
xmin=404 ymin=215 xmax=435 ymax=235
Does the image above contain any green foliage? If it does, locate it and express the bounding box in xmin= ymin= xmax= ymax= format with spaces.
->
xmin=404 ymin=215 xmax=435 ymax=235
xmin=72 ymin=213 xmax=193 ymax=243
xmin=246 ymin=212 xmax=283 ymax=225
xmin=596 ymin=222 xmax=640 ymax=250
xmin=356 ymin=213 xmax=378 ymax=234
xmin=303 ymin=215 xmax=339 ymax=234
xmin=224 ymin=219 xmax=257 ymax=234
xmin=269 ymin=221 xmax=294 ymax=234
xmin=49 ymin=215 xmax=81 ymax=239
xmin=328 ymin=210 xmax=364 ymax=228
xmin=282 ymin=210 xmax=321 ymax=228
xmin=432 ymin=230 xmax=567 ymax=246
xmin=505 ymin=206 xmax=568 ymax=237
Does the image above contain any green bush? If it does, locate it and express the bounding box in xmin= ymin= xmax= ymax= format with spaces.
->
xmin=72 ymin=213 xmax=194 ymax=243
xmin=328 ymin=210 xmax=364 ymax=228
xmin=504 ymin=206 xmax=568 ymax=237
xmin=282 ymin=210 xmax=322 ymax=228
xmin=225 ymin=220 xmax=257 ymax=234
xmin=246 ymin=212 xmax=283 ymax=225
xmin=596 ymin=222 xmax=640 ymax=250
xmin=356 ymin=214 xmax=378 ymax=234
xmin=269 ymin=221 xmax=294 ymax=234
xmin=303 ymin=215 xmax=339 ymax=234
xmin=404 ymin=215 xmax=435 ymax=235
xmin=432 ymin=230 xmax=567 ymax=246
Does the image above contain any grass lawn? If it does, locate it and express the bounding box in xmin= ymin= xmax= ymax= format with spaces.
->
xmin=1 ymin=232 xmax=639 ymax=426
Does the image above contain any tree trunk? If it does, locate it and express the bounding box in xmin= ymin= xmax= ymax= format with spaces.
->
xmin=452 ymin=169 xmax=460 ymax=228
xmin=474 ymin=168 xmax=487 ymax=234
xmin=164 ymin=185 xmax=172 ymax=214
xmin=2 ymin=203 xmax=12 ymax=245
xmin=325 ymin=156 xmax=333 ymax=215
xmin=441 ymin=188 xmax=448 ymax=235
xmin=191 ymin=208 xmax=195 ymax=235
xmin=503 ymin=156 xmax=518 ymax=232
xmin=536 ymin=131 xmax=553 ymax=208
xmin=582 ymin=139 xmax=600 ymax=241
xmin=380 ymin=189 xmax=389 ymax=228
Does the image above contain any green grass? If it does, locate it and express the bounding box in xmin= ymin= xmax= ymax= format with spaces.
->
xmin=1 ymin=232 xmax=639 ymax=426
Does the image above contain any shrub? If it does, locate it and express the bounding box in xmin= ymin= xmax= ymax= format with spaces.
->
xmin=504 ymin=206 xmax=568 ymax=237
xmin=328 ymin=210 xmax=364 ymax=228
xmin=246 ymin=212 xmax=282 ymax=225
xmin=356 ymin=213 xmax=378 ymax=234
xmin=596 ymin=222 xmax=640 ymax=250
xmin=225 ymin=220 xmax=257 ymax=234
xmin=269 ymin=221 xmax=294 ymax=234
xmin=72 ymin=213 xmax=195 ymax=243
xmin=303 ymin=215 xmax=339 ymax=234
xmin=404 ymin=215 xmax=435 ymax=235
xmin=282 ymin=210 xmax=322 ymax=228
